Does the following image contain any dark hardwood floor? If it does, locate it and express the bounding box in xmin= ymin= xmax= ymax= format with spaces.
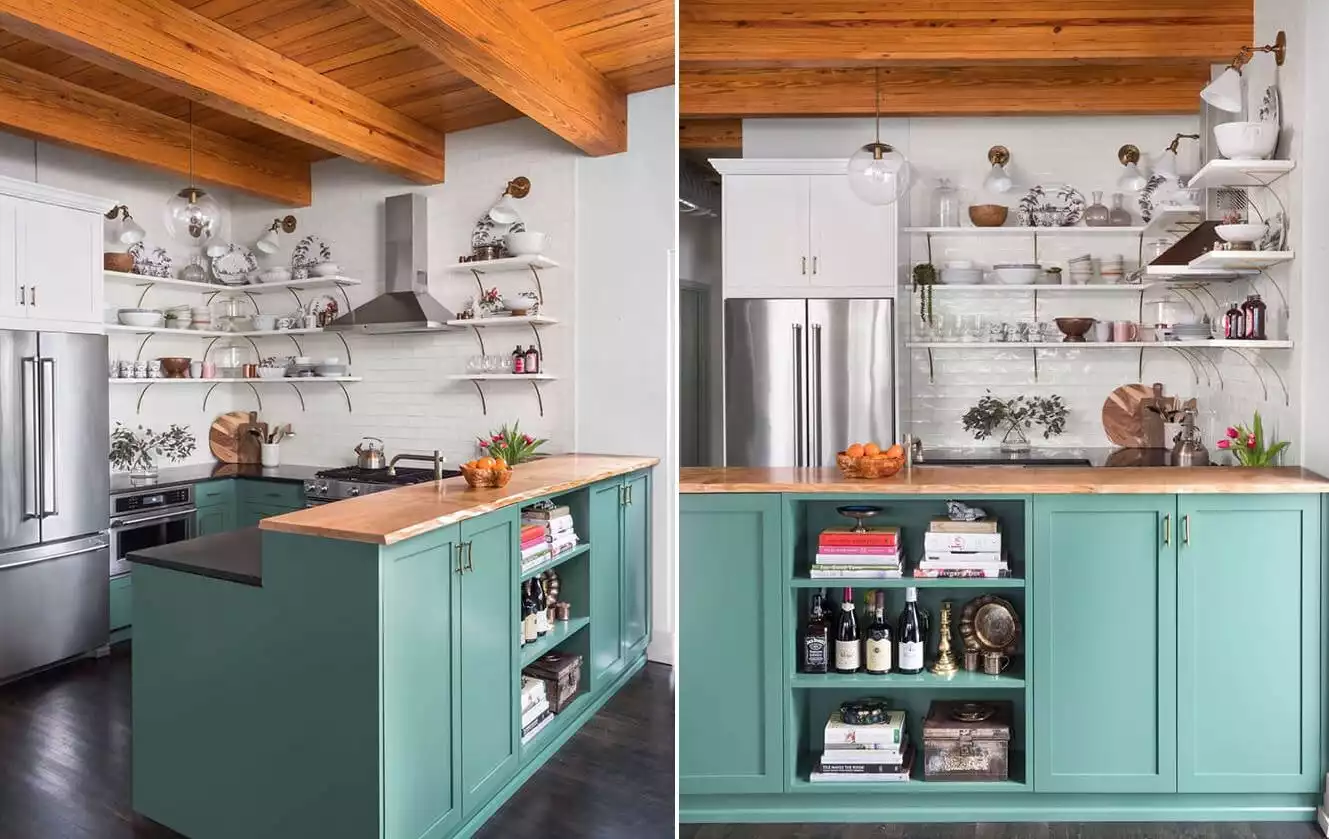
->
xmin=0 ymin=644 xmax=674 ymax=839
xmin=681 ymin=823 xmax=1325 ymax=838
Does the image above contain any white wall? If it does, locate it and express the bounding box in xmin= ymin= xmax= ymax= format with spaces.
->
xmin=575 ymin=86 xmax=677 ymax=664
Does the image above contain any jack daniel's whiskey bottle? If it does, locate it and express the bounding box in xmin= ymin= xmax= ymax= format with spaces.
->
xmin=802 ymin=591 xmax=829 ymax=673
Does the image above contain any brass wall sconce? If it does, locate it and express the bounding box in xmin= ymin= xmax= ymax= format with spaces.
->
xmin=256 ymin=215 xmax=298 ymax=254
xmin=488 ymin=177 xmax=531 ymax=224
xmin=104 ymin=204 xmax=146 ymax=245
xmin=983 ymin=145 xmax=1013 ymax=194
xmin=1116 ymin=144 xmax=1148 ymax=192
xmin=1202 ymin=30 xmax=1287 ymax=113
xmin=1155 ymin=133 xmax=1200 ymax=181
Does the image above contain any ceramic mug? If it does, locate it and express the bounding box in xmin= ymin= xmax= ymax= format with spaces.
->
xmin=1092 ymin=321 xmax=1112 ymax=342
xmin=190 ymin=361 xmax=203 ymax=379
xmin=982 ymin=652 xmax=1011 ymax=675
xmin=201 ymin=362 xmax=217 ymax=379
xmin=261 ymin=443 xmax=280 ymax=468
xmin=1113 ymin=321 xmax=1140 ymax=342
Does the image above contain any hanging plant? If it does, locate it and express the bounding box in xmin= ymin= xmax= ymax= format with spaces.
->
xmin=913 ymin=262 xmax=937 ymax=326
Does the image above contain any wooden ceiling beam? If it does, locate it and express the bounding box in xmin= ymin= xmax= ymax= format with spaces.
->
xmin=346 ymin=0 xmax=627 ymax=155
xmin=681 ymin=65 xmax=1211 ymax=118
xmin=681 ymin=0 xmax=1253 ymax=68
xmin=680 ymin=119 xmax=742 ymax=150
xmin=0 ymin=0 xmax=444 ymax=183
xmin=0 ymin=57 xmax=310 ymax=205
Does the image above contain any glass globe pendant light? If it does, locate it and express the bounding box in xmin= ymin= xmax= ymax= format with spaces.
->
xmin=847 ymin=68 xmax=911 ymax=206
xmin=163 ymin=103 xmax=222 ymax=247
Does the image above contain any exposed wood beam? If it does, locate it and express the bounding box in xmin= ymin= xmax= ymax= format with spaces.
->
xmin=347 ymin=0 xmax=626 ymax=156
xmin=681 ymin=66 xmax=1210 ymax=118
xmin=681 ymin=0 xmax=1253 ymax=68
xmin=0 ymin=57 xmax=310 ymax=205
xmin=0 ymin=0 xmax=444 ymax=183
xmin=680 ymin=119 xmax=742 ymax=150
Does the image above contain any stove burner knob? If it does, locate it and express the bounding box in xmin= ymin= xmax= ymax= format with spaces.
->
xmin=304 ymin=481 xmax=317 ymax=493
xmin=318 ymin=482 xmax=330 ymax=494
xmin=349 ymin=486 xmax=360 ymax=497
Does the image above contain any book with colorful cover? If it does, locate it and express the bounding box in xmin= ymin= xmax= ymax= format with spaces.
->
xmin=814 ymin=553 xmax=900 ymax=566
xmin=818 ymin=526 xmax=899 ymax=547
xmin=921 ymin=551 xmax=1004 ymax=566
xmin=822 ymin=735 xmax=908 ymax=764
xmin=523 ymin=505 xmax=571 ymax=521
xmin=520 ymin=711 xmax=554 ymax=743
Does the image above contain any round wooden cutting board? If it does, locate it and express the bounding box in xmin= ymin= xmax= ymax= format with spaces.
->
xmin=1101 ymin=384 xmax=1153 ymax=448
xmin=209 ymin=411 xmax=251 ymax=464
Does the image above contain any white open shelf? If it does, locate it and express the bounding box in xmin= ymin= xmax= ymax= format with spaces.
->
xmin=445 ymin=315 xmax=558 ymax=328
xmin=105 ymin=270 xmax=362 ymax=294
xmin=448 ymin=373 xmax=557 ymax=381
xmin=1188 ymin=250 xmax=1294 ymax=271
xmin=1187 ymin=159 xmax=1295 ymax=190
xmin=1141 ymin=264 xmax=1258 ymax=279
xmin=106 ymin=324 xmax=326 ymax=338
xmin=110 ymin=376 xmax=362 ymax=384
xmin=912 ymin=284 xmax=1141 ymax=293
xmin=445 ymin=255 xmax=558 ymax=274
xmin=904 ymin=225 xmax=1147 ymax=236
xmin=908 ymin=340 xmax=1293 ymax=350
xmin=1142 ymin=206 xmax=1204 ymax=240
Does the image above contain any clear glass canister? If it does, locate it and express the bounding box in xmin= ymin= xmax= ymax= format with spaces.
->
xmin=932 ymin=178 xmax=962 ymax=227
xmin=208 ymin=336 xmax=257 ymax=378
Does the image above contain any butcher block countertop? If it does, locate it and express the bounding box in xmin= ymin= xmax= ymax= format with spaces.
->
xmin=261 ymin=454 xmax=658 ymax=545
xmin=679 ymin=465 xmax=1329 ymax=495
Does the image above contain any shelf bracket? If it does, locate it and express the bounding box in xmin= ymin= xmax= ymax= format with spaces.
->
xmin=530 ymin=379 xmax=546 ymax=417
xmin=202 ymin=382 xmax=263 ymax=414
xmin=1170 ymin=346 xmax=1207 ymax=388
xmin=926 ymin=348 xmax=935 ymax=384
xmin=1221 ymin=348 xmax=1271 ymax=403
xmin=466 ymin=327 xmax=488 ymax=356
xmin=1032 ymin=288 xmax=1039 ymax=322
xmin=1254 ymin=267 xmax=1288 ymax=313
xmin=133 ymin=333 xmax=154 ymax=362
xmin=134 ymin=382 xmax=153 ymax=414
xmin=925 ymin=233 xmax=933 ymax=265
xmin=1137 ymin=346 xmax=1144 ymax=381
xmin=529 ymin=322 xmax=544 ymax=357
xmin=286 ymin=383 xmax=307 ymax=411
xmin=135 ymin=282 xmax=155 ymax=308
xmin=1032 ymin=348 xmax=1039 ymax=383
xmin=528 ymin=266 xmax=545 ymax=306
xmin=1226 ymin=347 xmax=1289 ymax=405
xmin=469 ymin=379 xmax=489 ymax=415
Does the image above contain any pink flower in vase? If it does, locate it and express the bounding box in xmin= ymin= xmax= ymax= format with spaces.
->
xmin=1217 ymin=439 xmax=1231 ymax=450
xmin=1247 ymin=436 xmax=1257 ymax=449
xmin=1226 ymin=427 xmax=1239 ymax=439
xmin=523 ymin=434 xmax=534 ymax=444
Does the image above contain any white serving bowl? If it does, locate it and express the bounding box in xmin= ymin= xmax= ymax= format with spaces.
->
xmin=250 ymin=314 xmax=277 ymax=331
xmin=1215 ymin=223 xmax=1269 ymax=245
xmin=988 ymin=264 xmax=1042 ymax=285
xmin=504 ymin=231 xmax=549 ymax=256
xmin=256 ymin=367 xmax=287 ymax=379
xmin=259 ymin=267 xmax=291 ymax=284
xmin=1214 ymin=121 xmax=1279 ymax=160
xmin=118 ymin=309 xmax=164 ymax=328
xmin=941 ymin=267 xmax=982 ymax=285
xmin=316 ymin=364 xmax=348 ymax=377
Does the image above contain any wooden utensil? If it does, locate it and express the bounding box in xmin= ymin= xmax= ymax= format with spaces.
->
xmin=1141 ymin=383 xmax=1166 ymax=448
xmin=1101 ymin=384 xmax=1153 ymax=448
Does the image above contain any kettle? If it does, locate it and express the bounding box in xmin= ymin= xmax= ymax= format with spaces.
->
xmin=354 ymin=436 xmax=386 ymax=470
xmin=1171 ymin=413 xmax=1210 ymax=467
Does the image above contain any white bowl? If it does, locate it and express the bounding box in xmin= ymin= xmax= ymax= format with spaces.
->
xmin=259 ymin=267 xmax=292 ymax=284
xmin=944 ymin=260 xmax=974 ymax=270
xmin=250 ymin=315 xmax=277 ymax=331
xmin=1214 ymin=122 xmax=1279 ymax=160
xmin=504 ymin=231 xmax=549 ymax=256
xmin=941 ymin=267 xmax=982 ymax=285
xmin=316 ymin=364 xmax=348 ymax=377
xmin=1215 ymin=223 xmax=1269 ymax=244
xmin=988 ymin=265 xmax=1042 ymax=285
xmin=311 ymin=262 xmax=342 ymax=277
xmin=118 ymin=309 xmax=164 ymax=328
xmin=256 ymin=367 xmax=287 ymax=379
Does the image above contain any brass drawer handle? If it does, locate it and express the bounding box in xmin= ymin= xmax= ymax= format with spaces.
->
xmin=1183 ymin=514 xmax=1190 ymax=546
xmin=1163 ymin=514 xmax=1170 ymax=545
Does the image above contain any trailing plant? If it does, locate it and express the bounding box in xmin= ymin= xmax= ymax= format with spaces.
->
xmin=1216 ymin=411 xmax=1289 ymax=466
xmin=962 ymin=391 xmax=1068 ymax=441
xmin=913 ymin=262 xmax=937 ymax=326
xmin=475 ymin=421 xmax=547 ymax=465
xmin=109 ymin=423 xmax=196 ymax=473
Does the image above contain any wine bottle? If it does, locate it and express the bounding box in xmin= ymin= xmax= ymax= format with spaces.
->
xmin=865 ymin=591 xmax=892 ymax=675
xmin=834 ymin=586 xmax=860 ymax=674
xmin=803 ymin=591 xmax=829 ymax=673
xmin=522 ymin=581 xmax=539 ymax=644
xmin=897 ymin=586 xmax=925 ymax=674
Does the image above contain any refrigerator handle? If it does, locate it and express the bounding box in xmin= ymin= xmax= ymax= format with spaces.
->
xmin=811 ymin=324 xmax=823 ymax=466
xmin=39 ymin=357 xmax=56 ymax=518
xmin=20 ymin=357 xmax=38 ymax=520
xmin=792 ymin=323 xmax=804 ymax=467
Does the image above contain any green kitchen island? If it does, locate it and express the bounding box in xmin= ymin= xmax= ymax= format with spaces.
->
xmin=679 ymin=464 xmax=1329 ymax=825
xmin=128 ymin=454 xmax=655 ymax=839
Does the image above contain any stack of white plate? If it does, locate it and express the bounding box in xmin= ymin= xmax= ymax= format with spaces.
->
xmin=1172 ymin=323 xmax=1212 ymax=342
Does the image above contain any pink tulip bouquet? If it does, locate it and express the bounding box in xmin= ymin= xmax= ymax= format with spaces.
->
xmin=476 ymin=421 xmax=547 ymax=465
xmin=1216 ymin=411 xmax=1289 ymax=467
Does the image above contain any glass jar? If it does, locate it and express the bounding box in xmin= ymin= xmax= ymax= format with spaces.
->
xmin=931 ymin=178 xmax=962 ymax=227
xmin=212 ymin=294 xmax=256 ymax=334
xmin=208 ymin=337 xmax=257 ymax=378
xmin=1084 ymin=191 xmax=1110 ymax=227
xmin=1108 ymin=193 xmax=1133 ymax=226
xmin=1145 ymin=238 xmax=1171 ymax=263
xmin=180 ymin=255 xmax=208 ymax=284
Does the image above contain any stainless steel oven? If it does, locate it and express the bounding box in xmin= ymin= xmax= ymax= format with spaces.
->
xmin=108 ymin=485 xmax=196 ymax=578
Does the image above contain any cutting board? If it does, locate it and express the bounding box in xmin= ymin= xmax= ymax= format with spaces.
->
xmin=210 ymin=411 xmax=267 ymax=464
xmin=1101 ymin=384 xmax=1153 ymax=448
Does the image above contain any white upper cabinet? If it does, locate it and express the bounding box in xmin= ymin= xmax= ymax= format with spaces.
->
xmin=713 ymin=160 xmax=899 ymax=298
xmin=0 ymin=199 xmax=21 ymax=321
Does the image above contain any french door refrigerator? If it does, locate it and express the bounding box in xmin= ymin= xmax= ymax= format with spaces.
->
xmin=0 ymin=330 xmax=109 ymax=682
xmin=725 ymin=298 xmax=894 ymax=468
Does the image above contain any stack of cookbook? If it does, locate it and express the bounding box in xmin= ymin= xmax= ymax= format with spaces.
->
xmin=914 ymin=517 xmax=1007 ymax=579
xmin=811 ymin=705 xmax=913 ymax=783
xmin=810 ymin=525 xmax=901 ymax=579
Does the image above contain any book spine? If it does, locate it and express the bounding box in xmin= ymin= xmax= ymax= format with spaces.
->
xmin=923 ymin=532 xmax=1002 ymax=552
xmin=816 ymin=762 xmax=906 ymax=774
xmin=820 ymin=535 xmax=897 ymax=547
xmin=911 ymin=568 xmax=1006 ymax=578
xmin=810 ymin=569 xmax=903 ymax=579
xmin=929 ymin=520 xmax=999 ymax=534
xmin=813 ymin=555 xmax=902 ymax=565
xmin=823 ymin=730 xmax=904 ymax=746
xmin=922 ymin=551 xmax=1003 ymax=565
xmin=816 ymin=545 xmax=900 ymax=556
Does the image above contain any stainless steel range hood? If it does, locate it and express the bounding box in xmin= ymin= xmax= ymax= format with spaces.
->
xmin=326 ymin=193 xmax=454 ymax=333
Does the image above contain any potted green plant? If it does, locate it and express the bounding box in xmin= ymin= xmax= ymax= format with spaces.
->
xmin=1217 ymin=411 xmax=1289 ymax=466
xmin=110 ymin=423 xmax=196 ymax=483
xmin=961 ymin=391 xmax=1068 ymax=452
xmin=475 ymin=421 xmax=547 ymax=465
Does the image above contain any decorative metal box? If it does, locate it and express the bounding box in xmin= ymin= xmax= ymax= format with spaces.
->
xmin=921 ymin=700 xmax=1012 ymax=782
xmin=523 ymin=651 xmax=583 ymax=713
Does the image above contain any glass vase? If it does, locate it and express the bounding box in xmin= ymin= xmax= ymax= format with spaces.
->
xmin=1108 ymin=192 xmax=1133 ymax=226
xmin=1000 ymin=423 xmax=1031 ymax=452
xmin=1084 ymin=191 xmax=1110 ymax=227
xmin=931 ymin=178 xmax=962 ymax=227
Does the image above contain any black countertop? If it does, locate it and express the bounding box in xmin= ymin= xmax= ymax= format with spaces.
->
xmin=110 ymin=463 xmax=327 ymax=494
xmin=128 ymin=527 xmax=263 ymax=586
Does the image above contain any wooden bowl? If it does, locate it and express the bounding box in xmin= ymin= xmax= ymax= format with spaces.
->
xmin=969 ymin=204 xmax=1009 ymax=227
xmin=460 ymin=464 xmax=513 ymax=489
xmin=836 ymin=452 xmax=905 ymax=480
xmin=158 ymin=357 xmax=192 ymax=378
xmin=104 ymin=252 xmax=134 ymax=272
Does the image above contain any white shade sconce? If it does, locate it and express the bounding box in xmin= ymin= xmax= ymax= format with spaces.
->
xmin=1154 ymin=133 xmax=1200 ymax=182
xmin=1201 ymin=30 xmax=1287 ymax=113
xmin=104 ymin=204 xmax=145 ymax=246
xmin=256 ymin=215 xmax=298 ymax=254
xmin=1116 ymin=144 xmax=1148 ymax=192
xmin=488 ymin=177 xmax=531 ymax=224
xmin=983 ymin=145 xmax=1014 ymax=194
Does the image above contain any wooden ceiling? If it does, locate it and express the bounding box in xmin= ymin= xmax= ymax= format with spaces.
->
xmin=680 ymin=0 xmax=1255 ymax=149
xmin=0 ymin=0 xmax=674 ymax=205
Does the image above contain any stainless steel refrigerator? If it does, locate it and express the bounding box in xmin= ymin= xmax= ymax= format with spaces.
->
xmin=0 ymin=330 xmax=109 ymax=682
xmin=725 ymin=298 xmax=895 ymax=468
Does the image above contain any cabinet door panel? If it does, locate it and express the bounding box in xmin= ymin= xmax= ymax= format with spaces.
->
xmin=808 ymin=175 xmax=895 ymax=291
xmin=1177 ymin=495 xmax=1321 ymax=793
xmin=382 ymin=531 xmax=461 ymax=839
xmin=195 ymin=506 xmax=230 ymax=537
xmin=1033 ymin=495 xmax=1176 ymax=792
xmin=18 ymin=201 xmax=100 ymax=325
xmin=621 ymin=472 xmax=650 ymax=656
xmin=590 ymin=480 xmax=624 ymax=683
xmin=0 ymin=198 xmax=21 ymax=320
xmin=723 ymin=175 xmax=809 ymax=291
xmin=679 ymin=494 xmax=784 ymax=794
xmin=457 ymin=511 xmax=518 ymax=816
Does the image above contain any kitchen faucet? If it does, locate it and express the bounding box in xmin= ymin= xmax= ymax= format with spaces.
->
xmin=387 ymin=449 xmax=446 ymax=480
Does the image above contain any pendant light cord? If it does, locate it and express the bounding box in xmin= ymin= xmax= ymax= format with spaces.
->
xmin=873 ymin=67 xmax=881 ymax=144
xmin=188 ymin=101 xmax=195 ymax=187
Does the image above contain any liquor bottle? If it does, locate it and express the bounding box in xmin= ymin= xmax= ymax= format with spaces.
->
xmin=522 ymin=581 xmax=539 ymax=644
xmin=1245 ymin=294 xmax=1267 ymax=340
xmin=1224 ymin=301 xmax=1244 ymax=339
xmin=524 ymin=344 xmax=541 ymax=375
xmin=512 ymin=345 xmax=526 ymax=374
xmin=897 ymin=586 xmax=925 ymax=674
xmin=532 ymin=576 xmax=550 ymax=637
xmin=834 ymin=587 xmax=860 ymax=674
xmin=865 ymin=591 xmax=893 ymax=675
xmin=802 ymin=591 xmax=829 ymax=673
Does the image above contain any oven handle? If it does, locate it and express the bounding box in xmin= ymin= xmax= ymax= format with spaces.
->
xmin=110 ymin=507 xmax=198 ymax=529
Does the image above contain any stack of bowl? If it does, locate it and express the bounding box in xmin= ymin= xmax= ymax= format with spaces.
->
xmin=1172 ymin=322 xmax=1211 ymax=342
xmin=941 ymin=260 xmax=982 ymax=285
xmin=1067 ymin=255 xmax=1093 ymax=285
xmin=1099 ymin=254 xmax=1124 ymax=284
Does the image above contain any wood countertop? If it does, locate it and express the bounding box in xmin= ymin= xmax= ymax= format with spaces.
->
xmin=261 ymin=454 xmax=658 ymax=545
xmin=679 ymin=465 xmax=1329 ymax=495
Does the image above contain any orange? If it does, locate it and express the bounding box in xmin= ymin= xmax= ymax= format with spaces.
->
xmin=846 ymin=443 xmax=865 ymax=458
xmin=863 ymin=442 xmax=881 ymax=456
xmin=476 ymin=457 xmax=496 ymax=469
xmin=885 ymin=444 xmax=904 ymax=459
xmin=493 ymin=457 xmax=508 ymax=470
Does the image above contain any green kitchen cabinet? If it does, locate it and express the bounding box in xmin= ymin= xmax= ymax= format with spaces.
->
xmin=679 ymin=493 xmax=785 ymax=795
xmin=456 ymin=509 xmax=519 ymax=818
xmin=621 ymin=471 xmax=651 ymax=658
xmin=194 ymin=479 xmax=236 ymax=536
xmin=382 ymin=525 xmax=462 ymax=839
xmin=239 ymin=480 xmax=304 ymax=510
xmin=1176 ymin=495 xmax=1321 ymax=793
xmin=109 ymin=574 xmax=132 ymax=633
xmin=1033 ymin=495 xmax=1177 ymax=793
xmin=589 ymin=479 xmax=625 ymax=684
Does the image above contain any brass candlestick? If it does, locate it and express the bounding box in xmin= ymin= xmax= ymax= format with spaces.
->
xmin=931 ymin=599 xmax=959 ymax=677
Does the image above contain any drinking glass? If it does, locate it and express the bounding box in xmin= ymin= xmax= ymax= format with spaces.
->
xmin=483 ymin=354 xmax=500 ymax=373
xmin=467 ymin=355 xmax=485 ymax=373
xmin=960 ymin=314 xmax=984 ymax=342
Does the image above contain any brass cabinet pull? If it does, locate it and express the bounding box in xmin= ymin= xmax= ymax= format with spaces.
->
xmin=801 ymin=256 xmax=807 ymax=275
xmin=464 ymin=541 xmax=474 ymax=572
xmin=1163 ymin=514 xmax=1171 ymax=545
xmin=1183 ymin=515 xmax=1190 ymax=546
xmin=454 ymin=543 xmax=463 ymax=574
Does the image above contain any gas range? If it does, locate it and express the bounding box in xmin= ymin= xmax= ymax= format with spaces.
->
xmin=304 ymin=466 xmax=463 ymax=503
